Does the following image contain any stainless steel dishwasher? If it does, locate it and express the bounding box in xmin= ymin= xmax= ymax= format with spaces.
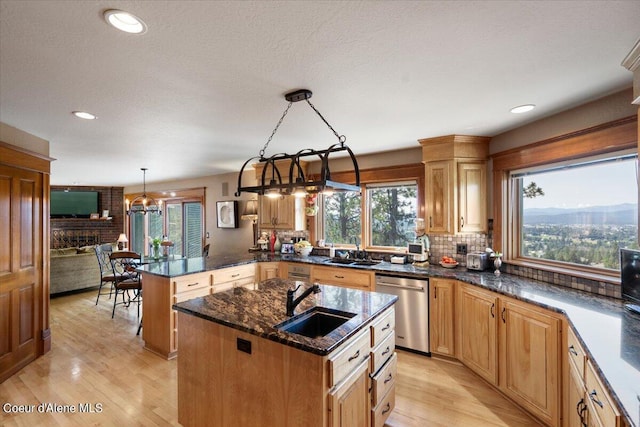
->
xmin=375 ymin=274 xmax=430 ymax=355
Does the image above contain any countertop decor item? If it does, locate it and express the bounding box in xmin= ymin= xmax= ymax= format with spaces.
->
xmin=126 ymin=168 xmax=162 ymax=216
xmin=234 ymin=89 xmax=361 ymax=199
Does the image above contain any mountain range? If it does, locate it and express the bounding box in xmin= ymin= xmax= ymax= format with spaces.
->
xmin=523 ymin=203 xmax=637 ymax=225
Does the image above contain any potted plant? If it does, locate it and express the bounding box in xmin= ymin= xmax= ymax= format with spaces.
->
xmin=152 ymin=237 xmax=162 ymax=259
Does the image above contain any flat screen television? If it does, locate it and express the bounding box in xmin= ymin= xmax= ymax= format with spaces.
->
xmin=619 ymin=248 xmax=640 ymax=314
xmin=50 ymin=190 xmax=98 ymax=218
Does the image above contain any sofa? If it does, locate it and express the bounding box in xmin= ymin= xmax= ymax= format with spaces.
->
xmin=50 ymin=246 xmax=101 ymax=295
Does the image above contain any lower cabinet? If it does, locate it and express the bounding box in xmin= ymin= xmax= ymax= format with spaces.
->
xmin=212 ymin=263 xmax=256 ymax=292
xmin=258 ymin=261 xmax=280 ymax=281
xmin=441 ymin=280 xmax=562 ymax=427
xmin=457 ymin=283 xmax=498 ymax=385
xmin=429 ymin=278 xmax=456 ymax=356
xmin=312 ymin=265 xmax=375 ymax=291
xmin=329 ymin=358 xmax=371 ymax=427
xmin=499 ymin=297 xmax=561 ymax=427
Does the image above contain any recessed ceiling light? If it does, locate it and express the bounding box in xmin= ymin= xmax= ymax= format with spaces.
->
xmin=72 ymin=111 xmax=97 ymax=120
xmin=510 ymin=104 xmax=536 ymax=114
xmin=103 ymin=9 xmax=147 ymax=34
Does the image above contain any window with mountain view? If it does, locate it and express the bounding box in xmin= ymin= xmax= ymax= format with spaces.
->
xmin=514 ymin=153 xmax=638 ymax=271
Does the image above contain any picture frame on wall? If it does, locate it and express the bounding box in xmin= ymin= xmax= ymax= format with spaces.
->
xmin=216 ymin=201 xmax=238 ymax=229
xmin=102 ymin=210 xmax=109 ymax=218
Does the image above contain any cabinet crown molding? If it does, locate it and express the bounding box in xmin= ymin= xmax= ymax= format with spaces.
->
xmin=418 ymin=135 xmax=490 ymax=162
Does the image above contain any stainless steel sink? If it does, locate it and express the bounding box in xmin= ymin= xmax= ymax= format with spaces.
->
xmin=351 ymin=260 xmax=381 ymax=266
xmin=324 ymin=258 xmax=355 ymax=265
xmin=275 ymin=307 xmax=356 ymax=338
xmin=324 ymin=258 xmax=381 ymax=266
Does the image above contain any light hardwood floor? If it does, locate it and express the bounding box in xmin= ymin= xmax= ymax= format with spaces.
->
xmin=0 ymin=290 xmax=541 ymax=426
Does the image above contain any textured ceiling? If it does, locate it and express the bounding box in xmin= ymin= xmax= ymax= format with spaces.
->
xmin=1 ymin=1 xmax=638 ymax=186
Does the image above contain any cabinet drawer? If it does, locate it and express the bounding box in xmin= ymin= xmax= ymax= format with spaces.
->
xmin=312 ymin=266 xmax=373 ymax=290
xmin=173 ymin=272 xmax=212 ymax=295
xmin=328 ymin=328 xmax=371 ymax=388
xmin=214 ymin=264 xmax=256 ymax=284
xmin=371 ymin=384 xmax=395 ymax=427
xmin=371 ymin=307 xmax=395 ymax=348
xmin=371 ymin=352 xmax=397 ymax=407
xmin=173 ymin=285 xmax=212 ymax=303
xmin=371 ymin=332 xmax=395 ymax=375
xmin=585 ymin=361 xmax=620 ymax=427
xmin=567 ymin=326 xmax=586 ymax=380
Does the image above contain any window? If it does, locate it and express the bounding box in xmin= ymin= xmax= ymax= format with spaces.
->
xmin=367 ymin=182 xmax=417 ymax=247
xmin=126 ymin=188 xmax=205 ymax=258
xmin=321 ymin=180 xmax=418 ymax=250
xmin=492 ymin=116 xmax=638 ymax=280
xmin=323 ymin=191 xmax=361 ymax=246
xmin=512 ymin=153 xmax=638 ymax=271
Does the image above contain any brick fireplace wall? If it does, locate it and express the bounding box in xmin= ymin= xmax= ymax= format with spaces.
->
xmin=50 ymin=186 xmax=124 ymax=248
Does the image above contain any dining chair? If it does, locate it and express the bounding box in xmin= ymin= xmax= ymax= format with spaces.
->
xmin=94 ymin=243 xmax=116 ymax=305
xmin=109 ymin=251 xmax=142 ymax=319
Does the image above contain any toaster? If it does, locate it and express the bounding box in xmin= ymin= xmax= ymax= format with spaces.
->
xmin=466 ymin=252 xmax=489 ymax=271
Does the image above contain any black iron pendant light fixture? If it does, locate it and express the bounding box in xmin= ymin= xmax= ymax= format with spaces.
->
xmin=126 ymin=168 xmax=162 ymax=215
xmin=235 ymin=89 xmax=360 ymax=198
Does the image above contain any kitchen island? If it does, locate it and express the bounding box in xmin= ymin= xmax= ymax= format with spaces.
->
xmin=173 ymin=278 xmax=397 ymax=427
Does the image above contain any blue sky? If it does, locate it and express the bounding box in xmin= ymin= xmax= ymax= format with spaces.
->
xmin=522 ymin=158 xmax=637 ymax=209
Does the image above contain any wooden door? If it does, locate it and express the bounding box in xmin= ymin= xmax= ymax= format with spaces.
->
xmin=567 ymin=365 xmax=588 ymax=427
xmin=457 ymin=284 xmax=498 ymax=385
xmin=499 ymin=298 xmax=560 ymax=427
xmin=429 ymin=279 xmax=455 ymax=356
xmin=457 ymin=161 xmax=487 ymax=233
xmin=0 ymin=163 xmax=48 ymax=382
xmin=425 ymin=161 xmax=451 ymax=233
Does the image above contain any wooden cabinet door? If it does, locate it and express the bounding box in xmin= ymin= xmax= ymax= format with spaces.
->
xmin=258 ymin=196 xmax=277 ymax=229
xmin=425 ymin=161 xmax=452 ymax=233
xmin=258 ymin=262 xmax=280 ymax=281
xmin=457 ymin=283 xmax=498 ymax=385
xmin=329 ymin=358 xmax=371 ymax=427
xmin=457 ymin=161 xmax=487 ymax=233
xmin=0 ymin=164 xmax=47 ymax=382
xmin=499 ymin=298 xmax=561 ymax=427
xmin=429 ymin=279 xmax=455 ymax=356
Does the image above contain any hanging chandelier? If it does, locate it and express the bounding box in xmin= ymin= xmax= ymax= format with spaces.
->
xmin=235 ymin=89 xmax=360 ymax=198
xmin=126 ymin=168 xmax=162 ymax=215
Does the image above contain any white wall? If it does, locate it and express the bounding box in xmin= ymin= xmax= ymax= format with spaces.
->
xmin=125 ymin=170 xmax=257 ymax=258
xmin=0 ymin=122 xmax=49 ymax=155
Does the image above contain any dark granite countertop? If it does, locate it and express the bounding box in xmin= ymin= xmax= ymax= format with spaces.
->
xmin=172 ymin=278 xmax=397 ymax=356
xmin=147 ymin=251 xmax=639 ymax=426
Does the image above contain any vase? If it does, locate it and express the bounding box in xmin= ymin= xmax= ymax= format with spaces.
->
xmin=494 ymin=256 xmax=502 ymax=275
xmin=153 ymin=245 xmax=160 ymax=259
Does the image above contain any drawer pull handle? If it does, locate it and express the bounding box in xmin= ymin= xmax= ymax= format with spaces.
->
xmin=348 ymin=350 xmax=360 ymax=362
xmin=231 ymin=273 xmax=240 ymax=278
xmin=501 ymin=307 xmax=506 ymax=323
xmin=381 ymin=323 xmax=391 ymax=332
xmin=381 ymin=346 xmax=390 ymax=357
xmin=187 ymin=282 xmax=199 ymax=287
xmin=576 ymin=399 xmax=587 ymax=427
xmin=381 ymin=402 xmax=391 ymax=415
xmin=589 ymin=390 xmax=604 ymax=408
xmin=384 ymin=373 xmax=393 ymax=384
xmin=569 ymin=345 xmax=578 ymax=356
xmin=490 ymin=303 xmax=495 ymax=318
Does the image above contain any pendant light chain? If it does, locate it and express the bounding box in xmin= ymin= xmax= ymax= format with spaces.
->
xmin=259 ymin=101 xmax=293 ymax=158
xmin=305 ymin=99 xmax=346 ymax=146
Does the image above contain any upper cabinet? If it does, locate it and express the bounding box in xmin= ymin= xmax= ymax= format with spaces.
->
xmin=419 ymin=135 xmax=490 ymax=234
xmin=253 ymin=159 xmax=307 ymax=230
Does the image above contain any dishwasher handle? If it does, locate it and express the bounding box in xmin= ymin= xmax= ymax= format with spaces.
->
xmin=376 ymin=281 xmax=425 ymax=291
